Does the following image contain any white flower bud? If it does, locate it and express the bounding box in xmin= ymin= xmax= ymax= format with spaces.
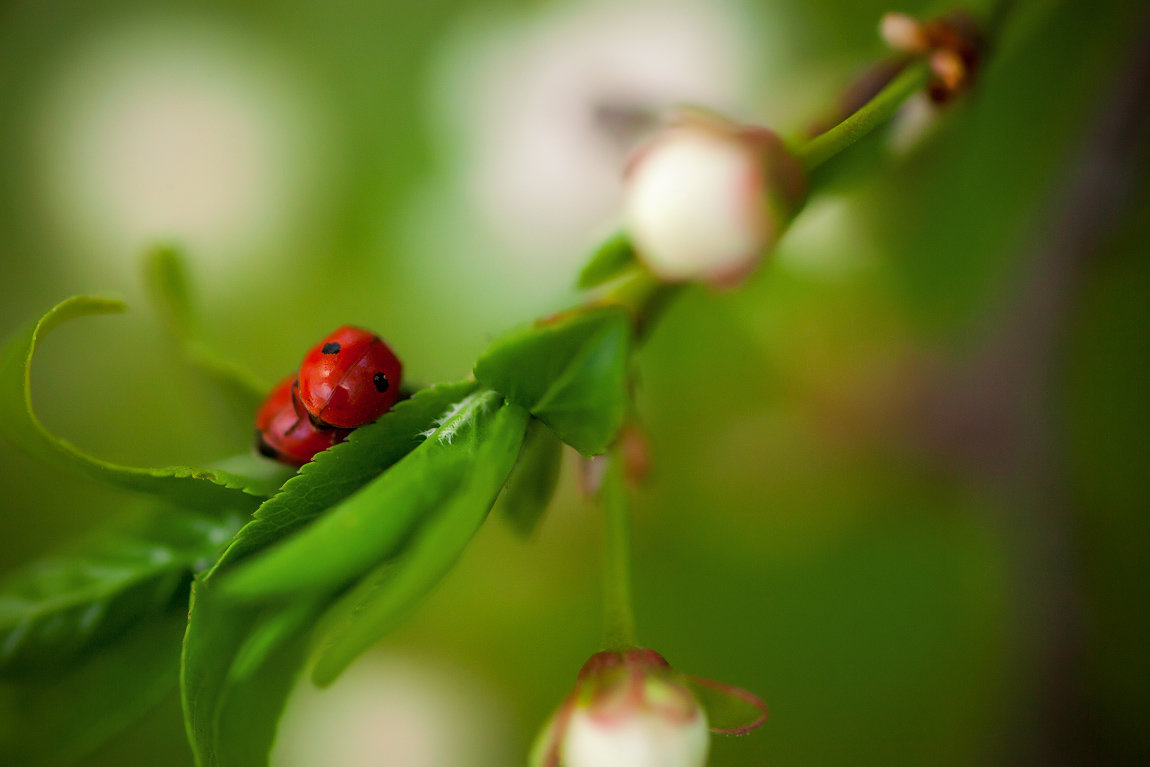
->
xmin=530 ymin=649 xmax=713 ymax=767
xmin=623 ymin=111 xmax=805 ymax=287
xmin=562 ymin=679 xmax=709 ymax=767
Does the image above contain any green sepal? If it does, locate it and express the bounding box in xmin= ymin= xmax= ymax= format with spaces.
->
xmin=577 ymin=231 xmax=638 ymax=289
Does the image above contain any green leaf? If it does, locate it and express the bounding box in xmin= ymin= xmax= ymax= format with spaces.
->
xmin=181 ymin=583 xmax=317 ymax=767
xmin=143 ymin=245 xmax=268 ymax=414
xmin=0 ymin=297 xmax=279 ymax=510
xmin=183 ymin=396 xmax=528 ymax=766
xmin=310 ymin=400 xmax=530 ymax=685
xmin=182 ymin=384 xmax=475 ymax=763
xmin=474 ymin=306 xmax=632 ymax=456
xmin=206 ymin=380 xmax=478 ymax=577
xmin=0 ymin=610 xmax=184 ymax=767
xmin=205 ymin=452 xmax=296 ymax=494
xmin=220 ymin=389 xmax=527 ymax=601
xmin=228 ymin=599 xmax=318 ymax=683
xmin=0 ymin=503 xmax=243 ymax=675
xmin=577 ymin=231 xmax=638 ymax=289
xmin=497 ymin=417 xmax=564 ymax=537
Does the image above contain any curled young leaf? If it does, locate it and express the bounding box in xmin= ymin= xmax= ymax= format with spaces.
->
xmin=0 ymin=297 xmax=278 ymax=510
xmin=474 ymin=306 xmax=631 ymax=456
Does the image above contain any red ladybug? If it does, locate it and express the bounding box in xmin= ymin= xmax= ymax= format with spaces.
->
xmin=255 ymin=375 xmax=350 ymax=466
xmin=296 ymin=326 xmax=403 ymax=429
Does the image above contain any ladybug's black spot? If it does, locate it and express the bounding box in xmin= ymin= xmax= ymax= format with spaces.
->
xmin=373 ymin=372 xmax=390 ymax=393
xmin=322 ymin=342 xmax=341 ymax=355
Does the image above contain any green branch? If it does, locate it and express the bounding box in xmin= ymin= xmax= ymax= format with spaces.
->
xmin=600 ymin=453 xmax=638 ymax=650
xmin=795 ymin=61 xmax=931 ymax=172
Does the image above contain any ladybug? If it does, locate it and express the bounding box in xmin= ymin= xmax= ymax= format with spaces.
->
xmin=255 ymin=375 xmax=351 ymax=466
xmin=296 ymin=326 xmax=403 ymax=430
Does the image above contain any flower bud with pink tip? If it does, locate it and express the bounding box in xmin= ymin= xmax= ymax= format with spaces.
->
xmin=622 ymin=111 xmax=806 ymax=288
xmin=530 ymin=648 xmax=767 ymax=767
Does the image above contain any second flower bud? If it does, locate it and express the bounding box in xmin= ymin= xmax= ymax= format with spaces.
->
xmin=622 ymin=111 xmax=806 ymax=288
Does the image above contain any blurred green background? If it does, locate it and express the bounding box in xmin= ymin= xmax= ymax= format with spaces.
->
xmin=1 ymin=0 xmax=1147 ymax=765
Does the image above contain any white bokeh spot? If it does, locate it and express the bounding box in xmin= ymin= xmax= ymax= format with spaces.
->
xmin=272 ymin=652 xmax=515 ymax=767
xmin=396 ymin=0 xmax=769 ymax=319
xmin=35 ymin=21 xmax=332 ymax=283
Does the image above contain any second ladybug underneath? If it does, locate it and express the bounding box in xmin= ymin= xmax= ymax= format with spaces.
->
xmin=254 ymin=325 xmax=404 ymax=466
xmin=256 ymin=375 xmax=350 ymax=466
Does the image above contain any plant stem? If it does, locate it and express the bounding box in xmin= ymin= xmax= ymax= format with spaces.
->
xmin=795 ymin=61 xmax=931 ymax=172
xmin=600 ymin=453 xmax=638 ymax=650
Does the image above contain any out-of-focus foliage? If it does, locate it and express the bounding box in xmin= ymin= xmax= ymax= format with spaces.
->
xmin=0 ymin=0 xmax=1146 ymax=765
xmin=0 ymin=611 xmax=187 ymax=767
xmin=0 ymin=502 xmax=240 ymax=674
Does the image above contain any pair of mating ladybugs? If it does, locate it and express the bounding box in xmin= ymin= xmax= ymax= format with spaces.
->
xmin=255 ymin=326 xmax=403 ymax=466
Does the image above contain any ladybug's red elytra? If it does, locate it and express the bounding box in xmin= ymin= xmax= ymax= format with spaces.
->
xmin=254 ymin=326 xmax=404 ymax=467
xmin=255 ymin=375 xmax=351 ymax=466
xmin=296 ymin=326 xmax=403 ymax=430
